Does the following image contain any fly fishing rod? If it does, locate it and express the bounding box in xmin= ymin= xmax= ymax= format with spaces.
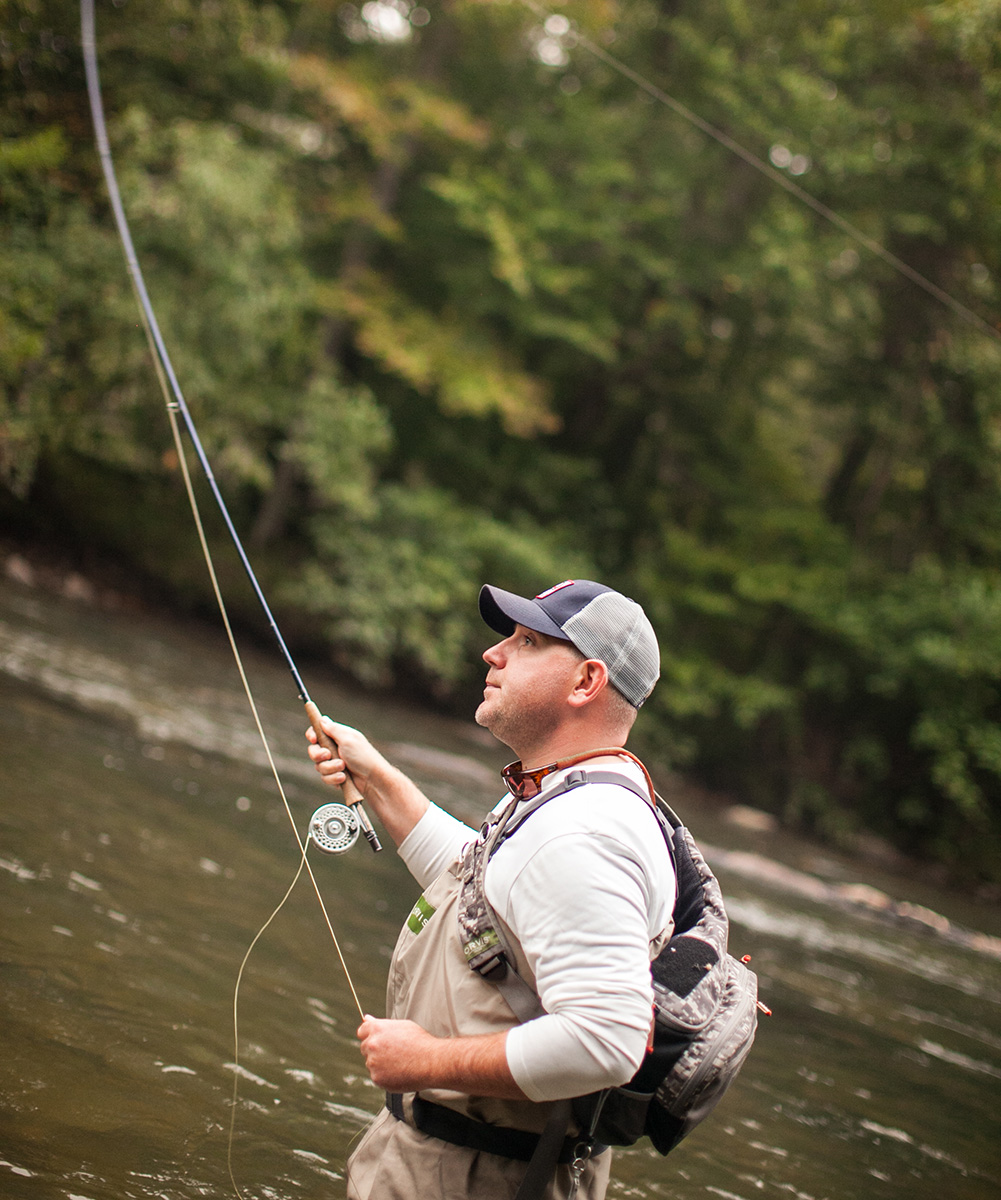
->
xmin=81 ymin=0 xmax=381 ymax=854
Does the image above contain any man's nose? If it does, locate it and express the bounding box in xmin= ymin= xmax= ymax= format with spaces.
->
xmin=482 ymin=638 xmax=507 ymax=667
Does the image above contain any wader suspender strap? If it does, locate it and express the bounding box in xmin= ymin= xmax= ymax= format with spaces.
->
xmin=491 ymin=959 xmax=545 ymax=1024
xmin=515 ymin=1098 xmax=574 ymax=1200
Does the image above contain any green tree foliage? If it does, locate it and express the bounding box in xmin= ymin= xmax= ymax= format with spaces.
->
xmin=2 ymin=0 xmax=1000 ymax=882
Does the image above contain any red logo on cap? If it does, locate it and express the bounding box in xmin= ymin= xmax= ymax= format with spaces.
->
xmin=535 ymin=580 xmax=575 ymax=600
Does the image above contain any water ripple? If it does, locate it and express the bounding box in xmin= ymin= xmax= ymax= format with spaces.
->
xmin=727 ymin=896 xmax=1001 ymax=1004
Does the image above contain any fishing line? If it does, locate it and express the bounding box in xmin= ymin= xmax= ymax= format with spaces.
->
xmin=81 ymin=2 xmax=368 ymax=1193
xmin=521 ymin=0 xmax=1000 ymax=344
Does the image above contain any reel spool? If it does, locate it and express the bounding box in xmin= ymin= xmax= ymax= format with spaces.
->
xmin=308 ymin=803 xmax=361 ymax=854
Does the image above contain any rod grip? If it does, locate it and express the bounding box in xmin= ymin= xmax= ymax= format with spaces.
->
xmin=304 ymin=701 xmax=382 ymax=852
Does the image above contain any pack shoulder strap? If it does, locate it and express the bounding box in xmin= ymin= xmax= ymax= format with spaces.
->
xmin=480 ymin=768 xmax=660 ymax=1024
xmin=460 ymin=765 xmax=667 ymax=989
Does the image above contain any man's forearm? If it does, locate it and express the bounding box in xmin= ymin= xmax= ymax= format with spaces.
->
xmin=359 ymin=759 xmax=431 ymax=847
xmin=427 ymin=1030 xmax=525 ymax=1099
xmin=358 ymin=1016 xmax=528 ymax=1100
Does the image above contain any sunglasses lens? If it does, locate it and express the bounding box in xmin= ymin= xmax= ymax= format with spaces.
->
xmin=517 ymin=774 xmax=539 ymax=800
xmin=501 ymin=762 xmax=547 ymax=800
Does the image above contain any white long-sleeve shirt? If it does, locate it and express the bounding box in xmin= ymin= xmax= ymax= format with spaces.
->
xmin=397 ymin=759 xmax=677 ymax=1102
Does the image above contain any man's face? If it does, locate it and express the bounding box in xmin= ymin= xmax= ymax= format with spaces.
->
xmin=474 ymin=623 xmax=582 ymax=758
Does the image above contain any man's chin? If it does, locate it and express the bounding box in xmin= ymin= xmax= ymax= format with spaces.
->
xmin=474 ymin=700 xmax=506 ymax=744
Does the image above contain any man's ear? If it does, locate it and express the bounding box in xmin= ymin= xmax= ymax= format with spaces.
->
xmin=567 ymin=658 xmax=609 ymax=708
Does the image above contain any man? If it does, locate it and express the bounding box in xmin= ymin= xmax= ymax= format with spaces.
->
xmin=307 ymin=579 xmax=676 ymax=1199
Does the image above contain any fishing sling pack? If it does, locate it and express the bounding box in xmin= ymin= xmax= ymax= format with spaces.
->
xmin=456 ymin=761 xmax=760 ymax=1187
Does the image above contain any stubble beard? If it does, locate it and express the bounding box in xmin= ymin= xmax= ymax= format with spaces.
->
xmin=475 ymin=682 xmax=564 ymax=762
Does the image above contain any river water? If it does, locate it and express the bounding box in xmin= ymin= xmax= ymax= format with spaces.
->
xmin=1 ymin=574 xmax=999 ymax=1200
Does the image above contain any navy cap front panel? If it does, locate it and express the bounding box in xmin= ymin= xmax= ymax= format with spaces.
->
xmin=478 ymin=585 xmax=566 ymax=639
xmin=479 ymin=580 xmax=615 ymax=640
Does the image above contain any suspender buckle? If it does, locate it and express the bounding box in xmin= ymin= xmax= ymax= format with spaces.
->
xmin=469 ymin=945 xmax=508 ymax=980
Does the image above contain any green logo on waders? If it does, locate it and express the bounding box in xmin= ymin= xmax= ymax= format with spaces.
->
xmin=406 ymin=894 xmax=436 ymax=934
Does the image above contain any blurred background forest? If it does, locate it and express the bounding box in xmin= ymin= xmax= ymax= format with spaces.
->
xmin=2 ymin=0 xmax=1000 ymax=889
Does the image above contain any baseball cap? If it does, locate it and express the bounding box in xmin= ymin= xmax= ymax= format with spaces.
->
xmin=478 ymin=579 xmax=661 ymax=708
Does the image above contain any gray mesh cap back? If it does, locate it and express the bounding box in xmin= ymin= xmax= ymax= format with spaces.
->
xmin=478 ymin=580 xmax=661 ymax=708
xmin=562 ymin=591 xmax=660 ymax=708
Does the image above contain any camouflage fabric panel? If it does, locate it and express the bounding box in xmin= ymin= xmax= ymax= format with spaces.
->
xmin=456 ymin=815 xmax=508 ymax=972
xmin=656 ymin=955 xmax=758 ymax=1119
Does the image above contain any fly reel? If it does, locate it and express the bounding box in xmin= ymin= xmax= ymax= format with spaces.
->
xmin=308 ymin=802 xmax=361 ymax=854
